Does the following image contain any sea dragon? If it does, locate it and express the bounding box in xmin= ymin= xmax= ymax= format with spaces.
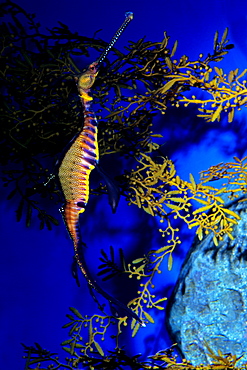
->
xmin=58 ymin=12 xmax=144 ymax=325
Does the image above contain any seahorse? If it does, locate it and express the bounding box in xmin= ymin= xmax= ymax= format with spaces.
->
xmin=58 ymin=12 xmax=144 ymax=325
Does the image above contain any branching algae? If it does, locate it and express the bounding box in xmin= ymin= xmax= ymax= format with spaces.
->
xmin=1 ymin=1 xmax=247 ymax=368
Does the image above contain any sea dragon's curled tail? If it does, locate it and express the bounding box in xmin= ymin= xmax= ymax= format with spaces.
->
xmin=58 ymin=12 xmax=144 ymax=326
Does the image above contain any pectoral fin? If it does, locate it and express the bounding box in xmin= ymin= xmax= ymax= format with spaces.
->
xmin=96 ymin=165 xmax=120 ymax=213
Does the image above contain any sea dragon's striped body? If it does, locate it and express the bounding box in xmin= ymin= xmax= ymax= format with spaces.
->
xmin=58 ymin=93 xmax=99 ymax=286
xmin=58 ymin=13 xmax=144 ymax=325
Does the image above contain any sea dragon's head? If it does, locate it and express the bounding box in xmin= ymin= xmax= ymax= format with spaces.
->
xmin=75 ymin=12 xmax=133 ymax=102
xmin=75 ymin=62 xmax=99 ymax=101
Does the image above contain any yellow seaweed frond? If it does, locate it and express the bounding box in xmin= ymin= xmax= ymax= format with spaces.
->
xmin=62 ymin=308 xmax=115 ymax=357
xmin=126 ymin=154 xmax=242 ymax=249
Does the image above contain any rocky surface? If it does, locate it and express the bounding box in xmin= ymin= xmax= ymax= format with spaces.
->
xmin=166 ymin=197 xmax=247 ymax=366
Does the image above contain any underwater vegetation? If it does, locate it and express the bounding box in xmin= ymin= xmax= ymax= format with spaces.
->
xmin=1 ymin=0 xmax=247 ymax=368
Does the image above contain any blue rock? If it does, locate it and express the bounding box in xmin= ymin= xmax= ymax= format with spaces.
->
xmin=166 ymin=196 xmax=247 ymax=366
